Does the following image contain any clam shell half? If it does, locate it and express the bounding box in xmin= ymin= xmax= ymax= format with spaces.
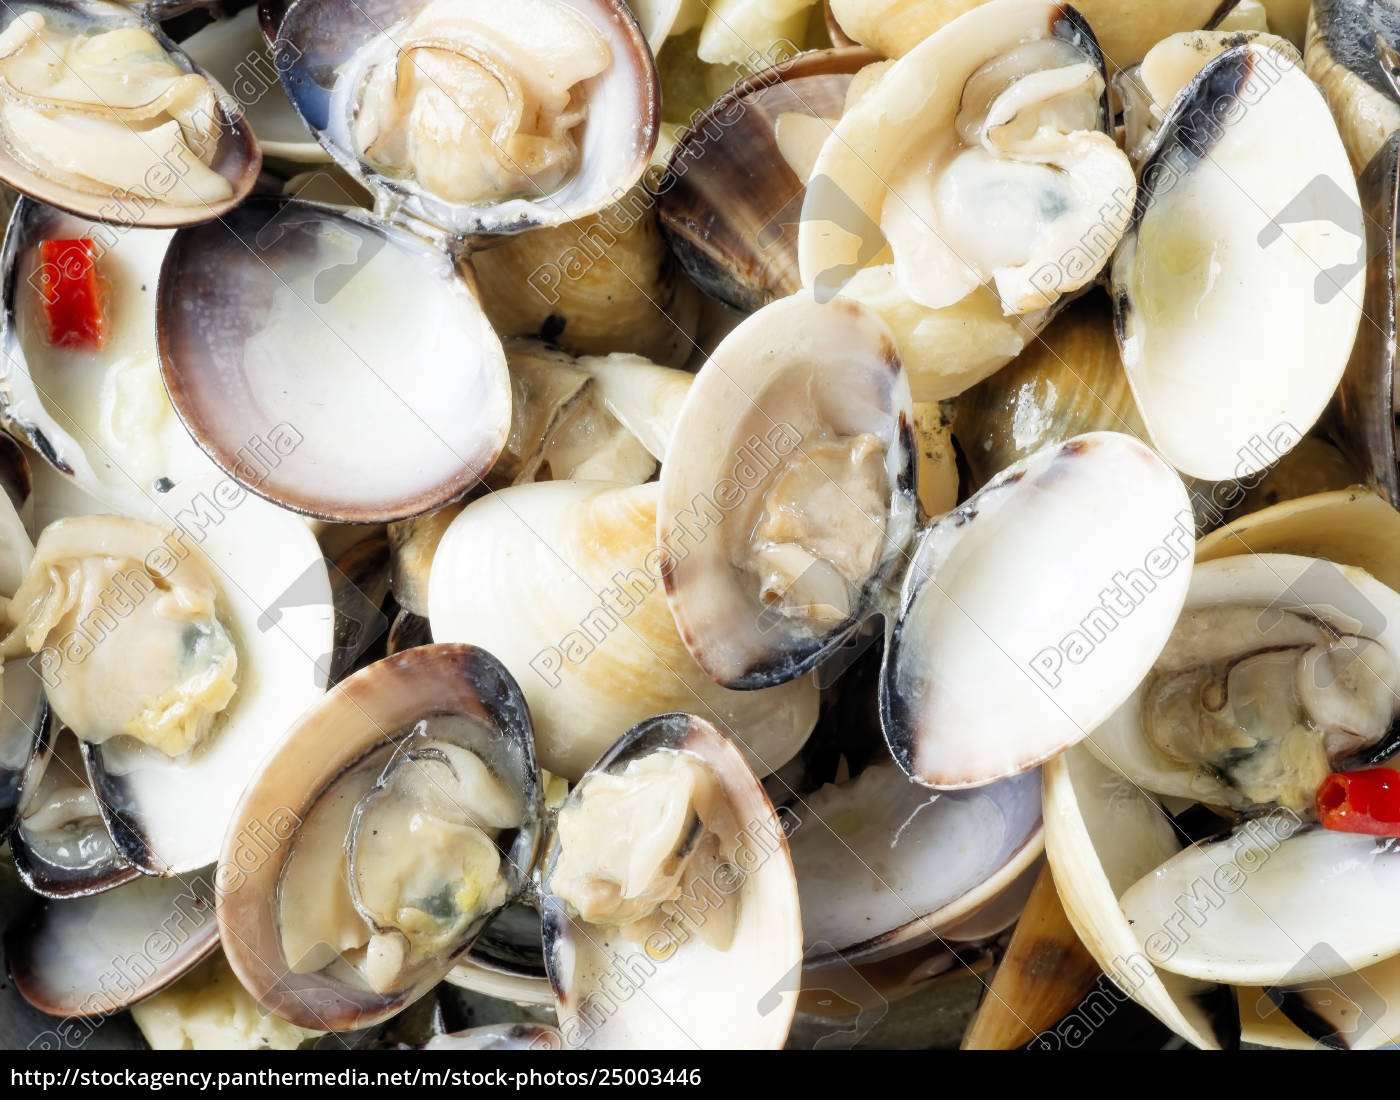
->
xmin=0 ymin=0 xmax=260 ymax=227
xmin=157 ymin=197 xmax=511 ymax=523
xmin=881 ymin=432 xmax=1193 ymax=789
xmin=1111 ymin=44 xmax=1363 ymax=482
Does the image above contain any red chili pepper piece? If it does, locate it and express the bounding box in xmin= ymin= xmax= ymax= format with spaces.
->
xmin=1316 ymin=768 xmax=1400 ymax=836
xmin=36 ymin=239 xmax=107 ymax=351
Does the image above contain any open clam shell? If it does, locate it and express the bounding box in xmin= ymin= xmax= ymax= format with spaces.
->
xmin=654 ymin=45 xmax=878 ymax=313
xmin=9 ymin=486 xmax=333 ymax=878
xmin=1087 ymin=552 xmax=1400 ymax=811
xmin=217 ymin=644 xmax=544 ymax=1032
xmin=881 ymin=432 xmax=1193 ymax=789
xmin=428 ymin=477 xmax=819 ymax=781
xmin=539 ymin=712 xmax=802 ymax=1049
xmin=7 ymin=867 xmax=220 ymax=1018
xmin=789 ymin=759 xmax=1043 ymax=966
xmin=0 ymin=0 xmax=260 ymax=227
xmin=658 ymin=293 xmax=918 ymax=690
xmin=472 ymin=190 xmax=703 ymax=370
xmin=157 ymin=196 xmax=511 ymax=523
xmin=0 ymin=200 xmax=335 ymax=877
xmin=275 ymin=0 xmax=659 ymax=238
xmin=1111 ymin=43 xmax=1363 ymax=482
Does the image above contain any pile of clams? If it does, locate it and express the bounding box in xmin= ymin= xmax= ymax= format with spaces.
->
xmin=0 ymin=0 xmax=1396 ymax=1055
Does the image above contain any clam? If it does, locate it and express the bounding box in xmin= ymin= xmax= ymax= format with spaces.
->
xmin=660 ymin=292 xmax=1193 ymax=790
xmin=960 ymin=864 xmax=1102 ymax=1049
xmin=0 ymin=507 xmax=330 ymax=876
xmin=217 ymin=645 xmax=544 ymax=1031
xmin=485 ymin=342 xmax=595 ymax=489
xmin=1333 ymin=131 xmax=1400 ymax=507
xmin=654 ymin=45 xmax=878 ymax=313
xmin=7 ymin=866 xmax=219 ymax=1018
xmin=321 ymin=525 xmax=393 ymax=684
xmin=219 ymin=646 xmax=803 ymax=1047
xmin=1087 ymin=553 xmax=1400 ymax=815
xmin=2 ymin=195 xmax=474 ymax=542
xmin=275 ymin=0 xmax=660 ymax=239
xmin=1306 ymin=0 xmax=1400 ymax=175
xmin=1111 ymin=43 xmax=1363 ymax=481
xmin=691 ymin=0 xmax=822 ymax=66
xmin=385 ymin=607 xmax=432 ymax=657
xmin=797 ymin=937 xmax=999 ymax=1030
xmin=799 ymin=0 xmax=1137 ymax=401
xmin=1046 ymin=487 xmax=1400 ymax=1047
xmin=1120 ymin=819 xmax=1400 ymax=986
xmin=1 ymin=198 xmax=203 ymax=514
xmin=659 ymin=293 xmax=918 ymax=690
xmin=1231 ymin=438 xmax=1361 ymax=517
xmin=473 ymin=186 xmax=703 ymax=368
xmin=881 ymin=432 xmax=1193 ymax=788
xmin=574 ymin=352 xmax=693 ymax=462
xmin=0 ymin=213 xmax=336 ymax=874
xmin=827 ymin=0 xmax=1240 ymax=70
xmin=1250 ymin=952 xmax=1400 ymax=1049
xmin=428 ymin=477 xmax=819 ymax=781
xmin=624 ymin=0 xmax=704 ymax=51
xmin=788 ymin=758 xmax=1043 ymax=965
xmin=538 ymin=712 xmax=802 ymax=1049
xmin=0 ymin=0 xmax=259 ymax=226
xmin=387 ymin=504 xmax=461 ymax=620
xmin=1196 ymin=486 xmax=1400 ymax=589
xmin=156 ymin=196 xmax=511 ymax=522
